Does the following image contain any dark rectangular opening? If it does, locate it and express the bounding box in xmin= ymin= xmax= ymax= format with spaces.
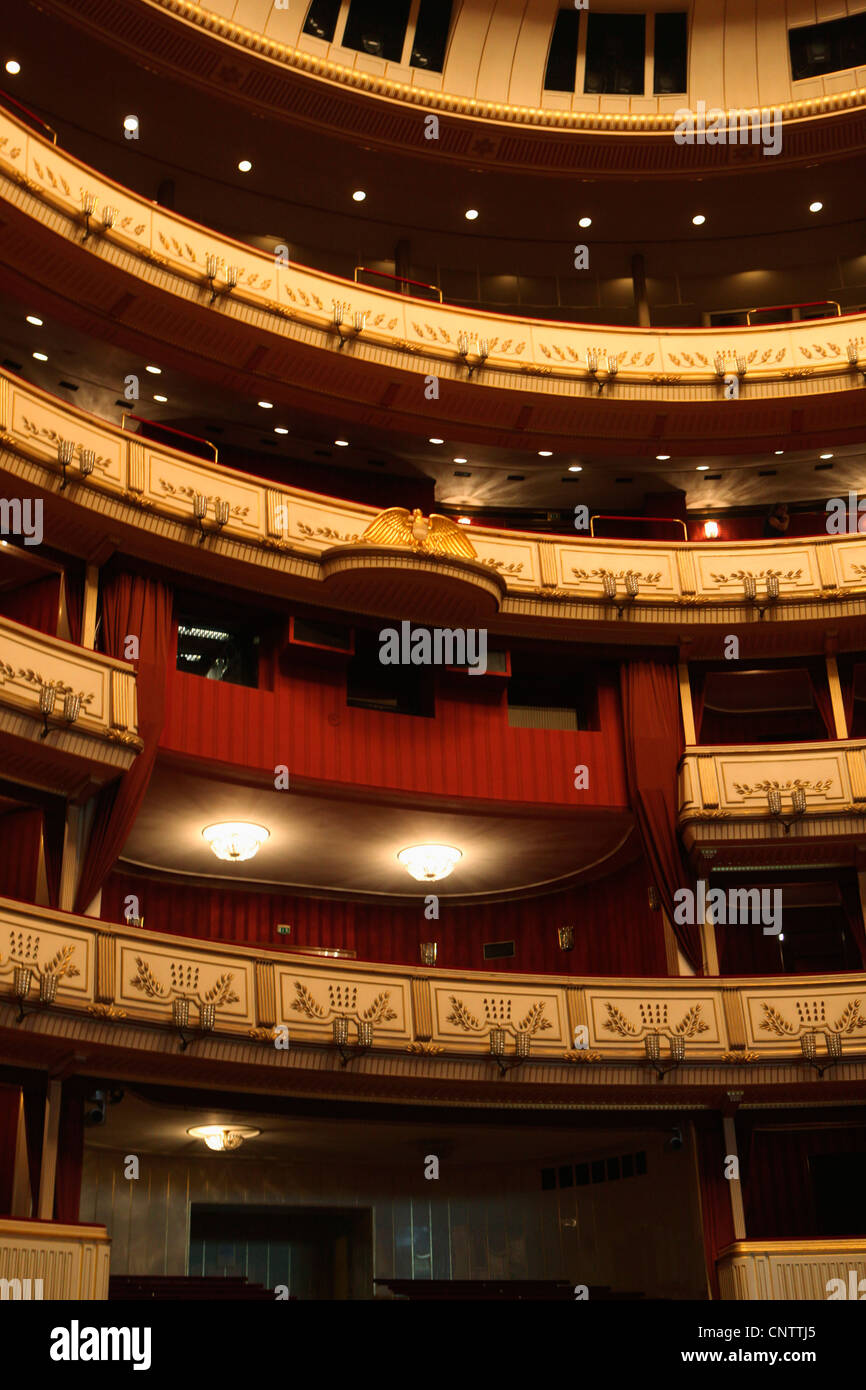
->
xmin=411 ymin=0 xmax=453 ymax=72
xmin=585 ymin=13 xmax=645 ymax=94
xmin=810 ymin=1154 xmax=866 ymax=1236
xmin=544 ymin=9 xmax=580 ymax=92
xmin=189 ymin=1204 xmax=373 ymax=1299
xmin=654 ymin=12 xmax=688 ymax=93
xmin=176 ymin=614 xmax=259 ymax=688
xmin=342 ymin=0 xmax=412 ymax=61
xmin=558 ymin=1165 xmax=574 ymax=1188
xmin=482 ymin=940 xmax=515 ymax=960
xmin=346 ymin=628 xmax=435 ymax=717
xmin=789 ymin=13 xmax=866 ymax=81
xmin=507 ymin=647 xmax=597 ymax=730
xmin=302 ymin=0 xmax=342 ymax=42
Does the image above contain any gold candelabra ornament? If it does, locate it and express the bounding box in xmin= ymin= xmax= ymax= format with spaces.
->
xmin=767 ymin=786 xmax=806 ymax=833
xmin=332 ymin=301 xmax=366 ymax=350
xmin=557 ymin=925 xmax=574 ymax=951
xmin=645 ymin=1032 xmax=685 ymax=1080
xmin=457 ymin=333 xmax=489 ymax=378
xmin=601 ymin=572 xmax=638 ymax=618
xmin=13 ymin=965 xmax=33 ymax=1022
xmin=333 ymin=1016 xmax=373 ymax=1066
xmin=57 ymin=439 xmax=75 ymax=490
xmin=488 ymin=1027 xmax=529 ymax=1077
xmin=800 ymin=1031 xmax=841 ymax=1077
xmin=204 ymin=256 xmax=239 ymax=305
xmin=596 ymin=354 xmax=619 ymax=394
xmin=80 ymin=191 xmax=98 ymax=243
xmin=419 ymin=942 xmax=438 ymax=966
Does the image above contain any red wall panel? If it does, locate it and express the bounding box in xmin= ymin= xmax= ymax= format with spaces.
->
xmin=160 ymin=665 xmax=628 ymax=807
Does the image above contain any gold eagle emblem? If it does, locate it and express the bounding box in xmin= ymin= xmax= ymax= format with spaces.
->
xmin=361 ymin=507 xmax=476 ymax=559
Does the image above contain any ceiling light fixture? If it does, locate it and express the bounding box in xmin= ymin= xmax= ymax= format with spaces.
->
xmin=809 ymin=201 xmax=823 ymax=213
xmin=334 ymin=439 xmax=349 ymax=447
xmin=457 ymin=516 xmax=472 ymax=526
xmin=274 ymin=426 xmax=289 ymax=435
xmin=145 ymin=365 xmax=161 ymax=375
xmin=397 ymin=844 xmax=462 ymax=882
xmin=429 ymin=437 xmax=444 ymax=444
xmin=775 ymin=450 xmax=784 ymax=455
xmin=5 ymin=60 xmax=21 ymax=75
xmin=123 ymin=115 xmax=139 ymax=134
xmin=238 ymin=159 xmax=252 ymax=173
xmin=352 ymin=190 xmax=366 ymax=202
xmin=692 ymin=214 xmax=706 ymax=226
xmin=704 ymin=521 xmax=720 ymax=539
xmin=188 ymin=1125 xmax=260 ymax=1153
xmin=820 ymin=452 xmax=834 ymax=460
xmin=578 ymin=216 xmax=592 ymax=228
xmin=656 ymin=453 xmax=670 ymax=460
xmin=697 ymin=464 xmax=709 ymax=471
xmin=453 ymin=456 xmax=467 ymax=463
xmin=568 ymin=465 xmax=582 ymax=473
xmin=258 ymin=400 xmax=273 ymax=409
xmin=538 ymin=450 xmax=553 ymax=457
xmin=464 ymin=209 xmax=479 ymax=221
xmin=153 ymin=394 xmax=168 ymax=403
xmin=25 ymin=315 xmax=42 ymax=326
xmin=202 ymin=822 xmax=270 ymax=862
xmin=32 ymin=352 xmax=48 ymax=362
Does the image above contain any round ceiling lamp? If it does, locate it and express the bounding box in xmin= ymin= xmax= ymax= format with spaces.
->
xmin=188 ymin=1125 xmax=260 ymax=1152
xmin=202 ymin=822 xmax=270 ymax=862
xmin=397 ymin=844 xmax=462 ymax=882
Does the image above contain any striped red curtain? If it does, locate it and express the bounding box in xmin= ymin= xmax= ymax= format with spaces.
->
xmin=694 ymin=1116 xmax=736 ymax=1299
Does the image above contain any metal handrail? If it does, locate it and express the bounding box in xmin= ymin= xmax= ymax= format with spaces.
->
xmin=0 ymin=88 xmax=57 ymax=143
xmin=121 ymin=413 xmax=218 ymax=462
xmin=746 ymin=300 xmax=841 ymax=325
xmin=590 ymin=514 xmax=688 ymax=539
xmin=353 ymin=265 xmax=443 ymax=302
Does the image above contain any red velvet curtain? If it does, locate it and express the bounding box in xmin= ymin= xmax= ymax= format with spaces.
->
xmin=64 ymin=570 xmax=83 ymax=646
xmin=53 ymin=1082 xmax=85 ymax=1224
xmin=694 ymin=1116 xmax=736 ymax=1299
xmin=0 ymin=575 xmax=60 ymax=635
xmin=74 ymin=573 xmax=173 ymax=914
xmin=23 ymin=1085 xmax=44 ymax=1214
xmin=742 ymin=1123 xmax=866 ymax=1239
xmin=101 ymin=855 xmax=668 ymax=975
xmin=619 ymin=660 xmax=700 ymax=969
xmin=806 ymin=661 xmax=835 ymax=739
xmin=0 ymin=1085 xmax=20 ymax=1216
xmin=0 ymin=808 xmax=43 ymax=902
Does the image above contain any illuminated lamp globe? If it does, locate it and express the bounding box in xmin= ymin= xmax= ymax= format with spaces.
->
xmin=188 ymin=1125 xmax=260 ymax=1152
xmin=202 ymin=822 xmax=270 ymax=862
xmin=397 ymin=844 xmax=462 ymax=882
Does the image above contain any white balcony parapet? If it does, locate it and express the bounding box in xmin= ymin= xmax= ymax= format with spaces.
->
xmin=718 ymin=1240 xmax=866 ymax=1301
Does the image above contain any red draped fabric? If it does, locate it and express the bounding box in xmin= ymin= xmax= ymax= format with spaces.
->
xmin=53 ymin=1082 xmax=85 ymax=1224
xmin=64 ymin=570 xmax=83 ymax=646
xmin=742 ymin=1123 xmax=866 ymax=1238
xmin=619 ymin=660 xmax=700 ymax=969
xmin=694 ymin=1117 xmax=736 ymax=1299
xmin=0 ymin=1085 xmax=20 ymax=1215
xmin=692 ymin=664 xmax=832 ymax=745
xmin=0 ymin=808 xmax=43 ymax=902
xmin=23 ymin=1085 xmax=44 ymax=1214
xmin=0 ymin=575 xmax=60 ymax=635
xmin=101 ymin=855 xmax=667 ymax=975
xmin=74 ymin=573 xmax=173 ymax=914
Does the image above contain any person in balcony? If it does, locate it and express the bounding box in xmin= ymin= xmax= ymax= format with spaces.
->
xmin=763 ymin=502 xmax=790 ymax=539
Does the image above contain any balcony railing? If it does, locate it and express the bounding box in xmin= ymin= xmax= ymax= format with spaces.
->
xmin=717 ymin=1240 xmax=866 ymax=1301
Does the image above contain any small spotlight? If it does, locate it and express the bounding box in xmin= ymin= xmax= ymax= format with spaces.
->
xmin=334 ymin=439 xmax=349 ymax=447
xmin=352 ymin=190 xmax=366 ymax=202
xmin=692 ymin=214 xmax=706 ymax=226
xmin=238 ymin=159 xmax=252 ymax=173
xmin=32 ymin=351 xmax=48 ymax=362
xmin=809 ymin=201 xmax=823 ymax=213
xmin=578 ymin=216 xmax=592 ymax=228
xmin=538 ymin=450 xmax=552 ymax=457
xmin=453 ymin=456 xmax=467 ymax=463
xmin=775 ymin=450 xmax=784 ymax=455
xmin=258 ymin=400 xmax=273 ymax=409
xmin=457 ymin=516 xmax=472 ymax=526
xmin=145 ymin=365 xmax=161 ymax=375
xmin=153 ymin=394 xmax=168 ymax=402
xmin=429 ymin=437 xmax=444 ymax=444
xmin=464 ymin=209 xmax=479 ymax=221
xmin=568 ymin=465 xmax=582 ymax=473
xmin=820 ymin=452 xmax=833 ymax=460
xmin=697 ymin=464 xmax=709 ymax=471
xmin=704 ymin=520 xmax=720 ymax=539
xmin=123 ymin=115 xmax=139 ymax=134
xmin=26 ymin=315 xmax=42 ymax=326
xmin=275 ymin=426 xmax=289 ymax=435
xmin=5 ymin=60 xmax=21 ymax=75
xmin=656 ymin=453 xmax=670 ymax=460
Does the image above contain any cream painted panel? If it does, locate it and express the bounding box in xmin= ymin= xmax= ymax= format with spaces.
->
xmin=116 ymin=941 xmax=255 ymax=1026
xmin=690 ymin=0 xmax=727 ymax=108
xmin=0 ymin=916 xmax=95 ymax=1002
xmin=586 ymin=988 xmax=725 ymax=1054
xmin=469 ymin=536 xmax=541 ymax=587
xmin=442 ymin=0 xmax=495 ymax=98
xmin=786 ymin=0 xmax=818 ymax=24
xmin=205 ymin=0 xmax=236 ymax=18
xmin=275 ymin=966 xmax=413 ymax=1041
xmin=476 ymin=0 xmax=529 ymax=103
xmin=287 ymin=495 xmax=371 ymax=547
xmin=144 ymin=451 xmax=264 ymax=535
xmin=552 ymin=543 xmax=679 ymax=598
xmin=262 ymin=0 xmax=304 ymax=43
xmin=10 ymin=385 xmax=124 ymax=486
xmin=741 ymin=982 xmax=866 ymax=1050
xmin=238 ymin=0 xmax=283 ymax=32
xmin=509 ymin=0 xmax=558 ymax=107
xmin=0 ymin=617 xmax=112 ymax=726
xmin=724 ymin=0 xmax=760 ymax=109
xmin=758 ymin=0 xmax=794 ymax=106
xmin=832 ymin=536 xmax=866 ymax=586
xmin=715 ymin=750 xmax=847 ymax=807
xmin=430 ymin=981 xmax=568 ymax=1052
xmin=691 ymin=543 xmax=822 ymax=594
xmin=816 ymin=0 xmax=848 ymax=18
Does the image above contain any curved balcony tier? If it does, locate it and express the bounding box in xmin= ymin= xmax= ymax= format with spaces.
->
xmin=1 ymin=897 xmax=865 ymax=1108
xmin=3 ymin=368 xmax=866 ymax=650
xmin=1 ymin=108 xmax=865 ymax=454
xmin=36 ymin=0 xmax=866 ymax=175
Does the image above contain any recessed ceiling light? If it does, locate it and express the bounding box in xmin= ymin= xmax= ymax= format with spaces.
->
xmin=696 ymin=464 xmax=709 ymax=471
xmin=5 ymin=60 xmax=21 ymax=75
xmin=398 ymin=844 xmax=462 ymax=882
xmin=202 ymin=821 xmax=269 ymax=862
xmin=538 ymin=450 xmax=553 ymax=457
xmin=145 ymin=365 xmax=161 ymax=375
xmin=352 ymin=190 xmax=366 ymax=202
xmin=568 ymin=465 xmax=582 ymax=473
xmin=32 ymin=351 xmax=48 ymax=361
xmin=692 ymin=214 xmax=706 ymax=226
xmin=809 ymin=201 xmax=823 ymax=213
xmin=656 ymin=453 xmax=671 ymax=460
xmin=25 ymin=315 xmax=43 ymax=326
xmin=123 ymin=115 xmax=139 ymax=134
xmin=820 ymin=452 xmax=833 ymax=459
xmin=238 ymin=159 xmax=252 ymax=173
xmin=774 ymin=450 xmax=784 ymax=455
xmin=258 ymin=401 xmax=273 ymax=410
xmin=153 ymin=394 xmax=168 ymax=403
xmin=578 ymin=217 xmax=592 ymax=229
xmin=334 ymin=439 xmax=349 ymax=447
xmin=453 ymin=456 xmax=467 ymax=463
xmin=274 ymin=426 xmax=289 ymax=435
xmin=464 ymin=209 xmax=479 ymax=221
xmin=429 ymin=437 xmax=444 ymax=444
xmin=457 ymin=517 xmax=472 ymax=526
